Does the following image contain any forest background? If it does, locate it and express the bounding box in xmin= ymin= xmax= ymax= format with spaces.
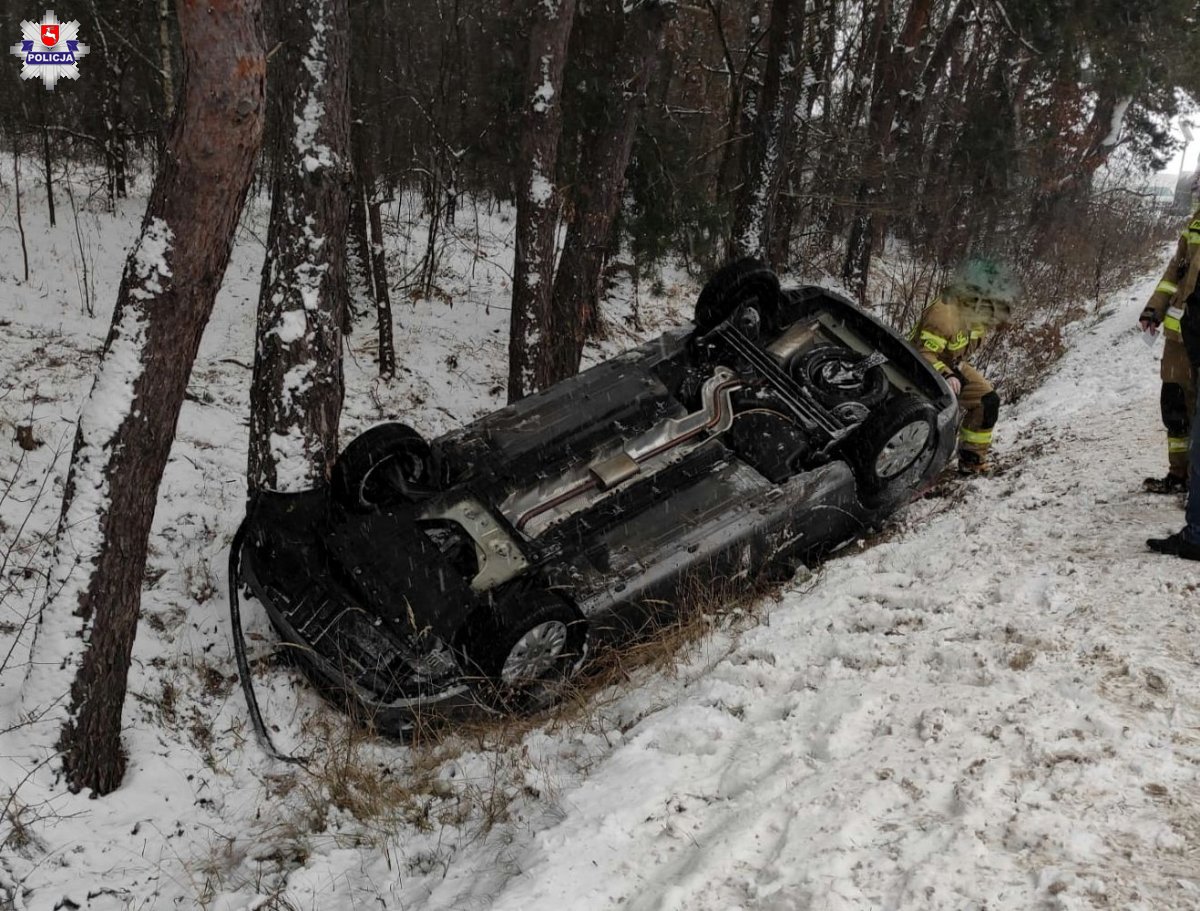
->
xmin=1 ymin=0 xmax=1198 ymax=808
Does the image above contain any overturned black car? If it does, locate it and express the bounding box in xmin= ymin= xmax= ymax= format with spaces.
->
xmin=235 ymin=260 xmax=956 ymax=734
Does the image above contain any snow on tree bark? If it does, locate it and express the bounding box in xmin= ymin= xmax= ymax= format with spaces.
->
xmin=248 ymin=0 xmax=351 ymax=494
xmin=346 ymin=118 xmax=376 ymax=321
xmin=23 ymin=0 xmax=266 ymax=795
xmin=507 ymin=0 xmax=578 ymax=403
xmin=366 ymin=196 xmax=397 ymax=378
xmin=729 ymin=0 xmax=804 ymax=264
xmin=158 ymin=0 xmax=175 ymax=118
xmin=345 ymin=176 xmax=374 ymax=326
xmin=768 ymin=2 xmax=828 ymax=267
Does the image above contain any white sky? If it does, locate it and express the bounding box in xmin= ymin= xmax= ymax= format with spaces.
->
xmin=1167 ymin=117 xmax=1200 ymax=175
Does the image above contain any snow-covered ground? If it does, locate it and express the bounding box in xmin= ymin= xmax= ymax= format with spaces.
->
xmin=0 ymin=174 xmax=1197 ymax=910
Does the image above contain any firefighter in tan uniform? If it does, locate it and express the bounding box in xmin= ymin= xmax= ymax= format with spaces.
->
xmin=1139 ymin=207 xmax=1200 ymax=494
xmin=910 ymin=266 xmax=1015 ymax=474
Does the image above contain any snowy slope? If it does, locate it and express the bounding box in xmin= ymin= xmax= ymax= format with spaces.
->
xmin=385 ymin=278 xmax=1200 ymax=911
xmin=1 ymin=176 xmax=1197 ymax=910
xmin=297 ymin=276 xmax=1198 ymax=911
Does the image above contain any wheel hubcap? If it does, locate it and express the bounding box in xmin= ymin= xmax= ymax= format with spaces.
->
xmin=875 ymin=421 xmax=932 ymax=479
xmin=500 ymin=620 xmax=569 ymax=684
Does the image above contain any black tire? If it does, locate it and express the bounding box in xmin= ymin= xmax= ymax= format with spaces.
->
xmin=846 ymin=394 xmax=938 ymax=500
xmin=331 ymin=423 xmax=439 ymax=511
xmin=463 ymin=594 xmax=587 ymax=700
xmin=694 ymin=258 xmax=781 ymax=334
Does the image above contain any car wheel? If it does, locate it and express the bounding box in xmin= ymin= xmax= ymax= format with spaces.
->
xmin=331 ymin=423 xmax=439 ymax=511
xmin=791 ymin=346 xmax=889 ymax=409
xmin=694 ymin=258 xmax=781 ymax=335
xmin=465 ymin=595 xmax=587 ymax=704
xmin=846 ymin=394 xmax=938 ymax=501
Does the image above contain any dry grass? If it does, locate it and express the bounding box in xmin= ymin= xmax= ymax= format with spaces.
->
xmin=428 ymin=563 xmax=794 ymax=757
xmin=294 ymin=715 xmax=459 ymax=833
xmin=226 ymin=560 xmax=800 ymax=864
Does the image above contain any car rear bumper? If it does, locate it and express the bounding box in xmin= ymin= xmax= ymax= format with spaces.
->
xmin=236 ymin=490 xmax=491 ymax=733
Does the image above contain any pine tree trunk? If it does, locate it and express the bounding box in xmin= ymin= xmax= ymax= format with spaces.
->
xmin=347 ymin=121 xmax=374 ymax=304
xmin=11 ymin=125 xmax=29 ymax=283
xmin=38 ymin=92 xmax=55 ymax=228
xmin=248 ymin=0 xmax=351 ymax=493
xmin=31 ymin=0 xmax=266 ymax=795
xmin=347 ymin=76 xmax=394 ymax=375
xmin=368 ymin=198 xmax=396 ymax=377
xmin=712 ymin=1 xmax=762 ymax=206
xmin=768 ymin=174 xmax=799 ymax=266
xmin=158 ymin=0 xmax=175 ymax=119
xmin=102 ymin=47 xmax=128 ymax=201
xmin=346 ymin=165 xmax=375 ymax=325
xmin=89 ymin=4 xmax=126 ymax=204
xmin=805 ymin=0 xmax=839 ymax=239
xmin=841 ymin=0 xmax=933 ymax=298
xmin=506 ymin=0 xmax=578 ymax=402
xmin=779 ymin=0 xmax=830 ymax=261
xmin=842 ymin=199 xmax=874 ymax=299
xmin=545 ymin=0 xmax=671 ymax=384
xmin=729 ymin=0 xmax=803 ymax=263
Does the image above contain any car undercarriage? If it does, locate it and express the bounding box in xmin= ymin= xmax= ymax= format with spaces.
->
xmin=234 ymin=260 xmax=957 ymax=738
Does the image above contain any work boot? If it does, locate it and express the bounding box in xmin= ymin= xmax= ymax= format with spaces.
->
xmin=1142 ymin=473 xmax=1188 ymax=495
xmin=1146 ymin=531 xmax=1200 ymax=561
xmin=957 ymin=449 xmax=992 ymax=476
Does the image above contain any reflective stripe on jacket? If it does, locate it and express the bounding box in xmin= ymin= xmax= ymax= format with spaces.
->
xmin=909 ymin=299 xmax=987 ymax=376
xmin=1143 ymin=208 xmax=1200 ymax=342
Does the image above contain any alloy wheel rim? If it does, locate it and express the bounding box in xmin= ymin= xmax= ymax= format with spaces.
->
xmin=500 ymin=620 xmax=570 ymax=684
xmin=875 ymin=421 xmax=931 ymax=479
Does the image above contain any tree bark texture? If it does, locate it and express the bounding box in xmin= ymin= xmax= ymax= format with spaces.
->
xmin=248 ymin=0 xmax=351 ymax=493
xmin=158 ymin=0 xmax=176 ymax=119
xmin=729 ymin=0 xmax=804 ymax=263
xmin=712 ymin=0 xmax=765 ymax=206
xmin=39 ymin=91 xmax=55 ymax=228
xmin=88 ymin=3 xmax=128 ymax=203
xmin=842 ymin=0 xmax=933 ymax=298
xmin=346 ymin=152 xmax=375 ymax=322
xmin=103 ymin=46 xmax=128 ymax=201
xmin=367 ymin=198 xmax=397 ymax=378
xmin=12 ymin=125 xmax=29 ymax=283
xmin=506 ymin=0 xmax=578 ymax=403
xmin=894 ymin=0 xmax=972 ymax=158
xmin=544 ymin=0 xmax=672 ymax=384
xmin=32 ymin=0 xmax=266 ymax=796
xmin=348 ymin=66 xmax=395 ymax=376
